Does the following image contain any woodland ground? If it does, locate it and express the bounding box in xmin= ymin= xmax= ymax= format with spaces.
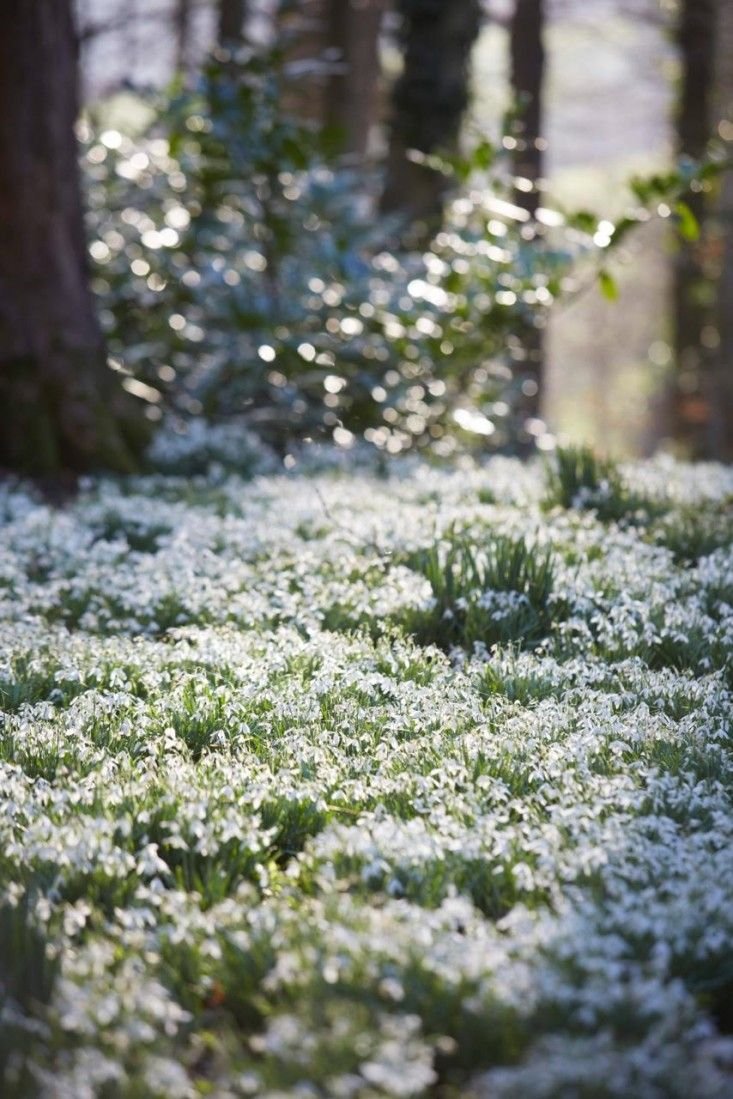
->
xmin=1 ymin=450 xmax=733 ymax=1097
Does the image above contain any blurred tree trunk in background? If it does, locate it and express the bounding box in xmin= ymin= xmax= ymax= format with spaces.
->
xmin=277 ymin=0 xmax=383 ymax=157
xmin=381 ymin=0 xmax=482 ymax=240
xmin=510 ymin=0 xmax=544 ymax=220
xmin=0 ymin=0 xmax=145 ymax=474
xmin=672 ymin=0 xmax=717 ymax=457
xmin=276 ymin=0 xmax=332 ymax=124
xmin=326 ymin=0 xmax=386 ymax=158
xmin=709 ymin=0 xmax=733 ymax=461
xmin=175 ymin=0 xmax=193 ymax=71
xmin=219 ymin=0 xmax=247 ymax=45
xmin=509 ymin=0 xmax=546 ymax=438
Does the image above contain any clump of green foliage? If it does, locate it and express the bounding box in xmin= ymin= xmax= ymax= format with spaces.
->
xmin=648 ymin=503 xmax=733 ymax=563
xmin=477 ymin=649 xmax=562 ymax=705
xmin=545 ymin=445 xmax=627 ymax=514
xmin=544 ymin=444 xmax=666 ymax=522
xmin=0 ymin=898 xmax=59 ymax=1096
xmin=0 ymin=900 xmax=57 ymax=1012
xmin=404 ymin=531 xmax=555 ymax=651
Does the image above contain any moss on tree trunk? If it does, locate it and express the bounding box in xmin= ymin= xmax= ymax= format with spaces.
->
xmin=0 ymin=352 xmax=149 ymax=475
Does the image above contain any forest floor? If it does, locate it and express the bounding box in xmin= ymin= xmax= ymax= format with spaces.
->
xmin=2 ymin=453 xmax=733 ymax=1097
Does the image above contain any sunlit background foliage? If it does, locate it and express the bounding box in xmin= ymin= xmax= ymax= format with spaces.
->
xmin=83 ymin=52 xmax=598 ymax=458
xmin=75 ymin=0 xmax=732 ymax=466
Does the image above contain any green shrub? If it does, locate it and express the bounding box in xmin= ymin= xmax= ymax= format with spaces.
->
xmin=83 ymin=47 xmax=625 ymax=459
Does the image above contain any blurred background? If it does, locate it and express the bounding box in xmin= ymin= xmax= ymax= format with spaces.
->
xmin=73 ymin=0 xmax=732 ymax=460
xmin=3 ymin=1 xmax=730 ymax=473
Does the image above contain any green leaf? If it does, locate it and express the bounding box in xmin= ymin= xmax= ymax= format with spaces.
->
xmin=608 ymin=215 xmax=641 ymax=247
xmin=472 ymin=139 xmax=496 ymax=172
xmin=674 ymin=201 xmax=700 ymax=242
xmin=629 ymin=176 xmax=653 ymax=204
xmin=567 ymin=210 xmax=599 ymax=235
xmin=598 ymin=270 xmax=619 ymax=301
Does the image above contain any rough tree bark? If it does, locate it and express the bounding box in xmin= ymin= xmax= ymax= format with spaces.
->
xmin=381 ymin=0 xmax=482 ymax=239
xmin=671 ymin=0 xmax=718 ymax=457
xmin=509 ymin=0 xmax=546 ymax=435
xmin=325 ymin=0 xmax=386 ymax=158
xmin=0 ymin=0 xmax=146 ymax=474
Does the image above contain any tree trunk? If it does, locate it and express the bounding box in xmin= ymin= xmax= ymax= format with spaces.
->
xmin=708 ymin=0 xmax=733 ymax=461
xmin=709 ymin=168 xmax=733 ymax=461
xmin=276 ymin=0 xmax=332 ymax=124
xmin=175 ymin=0 xmax=193 ymax=71
xmin=671 ymin=0 xmax=718 ymax=457
xmin=325 ymin=0 xmax=385 ymax=158
xmin=219 ymin=0 xmax=247 ymax=45
xmin=277 ymin=0 xmax=384 ymax=155
xmin=0 ymin=0 xmax=146 ymax=475
xmin=510 ymin=0 xmax=544 ymax=219
xmin=381 ymin=0 xmax=482 ymax=239
xmin=509 ymin=0 xmax=546 ymax=438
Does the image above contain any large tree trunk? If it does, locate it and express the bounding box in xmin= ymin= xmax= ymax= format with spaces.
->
xmin=325 ymin=0 xmax=385 ymax=158
xmin=0 ymin=0 xmax=145 ymax=475
xmin=509 ymin=0 xmax=546 ymax=438
xmin=671 ymin=0 xmax=717 ymax=457
xmin=381 ymin=0 xmax=482 ymax=240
